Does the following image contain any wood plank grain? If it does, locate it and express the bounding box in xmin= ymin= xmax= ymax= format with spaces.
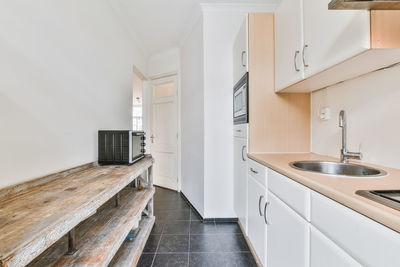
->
xmin=248 ymin=13 xmax=310 ymax=153
xmin=0 ymin=157 xmax=153 ymax=267
xmin=54 ymin=188 xmax=154 ymax=266
xmin=109 ymin=216 xmax=155 ymax=267
xmin=27 ymin=187 xmax=154 ymax=267
xmin=0 ymin=162 xmax=96 ymax=202
xmin=371 ymin=10 xmax=400 ymax=49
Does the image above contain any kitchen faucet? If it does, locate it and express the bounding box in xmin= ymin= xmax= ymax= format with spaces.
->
xmin=339 ymin=110 xmax=362 ymax=163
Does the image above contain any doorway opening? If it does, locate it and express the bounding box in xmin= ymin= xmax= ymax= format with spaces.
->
xmin=149 ymin=75 xmax=179 ymax=191
xmin=132 ymin=70 xmax=144 ymax=131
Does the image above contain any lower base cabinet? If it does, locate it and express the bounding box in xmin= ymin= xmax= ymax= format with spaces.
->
xmin=267 ymin=191 xmax=309 ymax=267
xmin=247 ymin=175 xmax=267 ymax=265
xmin=245 ymin=164 xmax=400 ymax=267
xmin=310 ymin=226 xmax=362 ymax=267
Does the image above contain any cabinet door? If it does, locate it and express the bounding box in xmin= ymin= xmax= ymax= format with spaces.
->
xmin=234 ymin=137 xmax=248 ymax=233
xmin=274 ymin=0 xmax=304 ymax=91
xmin=247 ymin=175 xmax=267 ymax=265
xmin=267 ymin=191 xmax=309 ymax=267
xmin=311 ymin=226 xmax=362 ymax=267
xmin=311 ymin=191 xmax=400 ymax=267
xmin=233 ymin=17 xmax=248 ymax=85
xmin=303 ymin=0 xmax=370 ymax=77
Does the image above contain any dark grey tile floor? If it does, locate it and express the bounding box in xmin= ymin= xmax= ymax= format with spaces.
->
xmin=138 ymin=187 xmax=258 ymax=267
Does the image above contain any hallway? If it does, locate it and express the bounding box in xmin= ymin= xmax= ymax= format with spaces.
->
xmin=138 ymin=187 xmax=258 ymax=267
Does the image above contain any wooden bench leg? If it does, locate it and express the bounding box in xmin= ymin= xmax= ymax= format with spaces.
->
xmin=115 ymin=193 xmax=120 ymax=207
xmin=67 ymin=228 xmax=77 ymax=255
xmin=148 ymin=166 xmax=153 ymax=189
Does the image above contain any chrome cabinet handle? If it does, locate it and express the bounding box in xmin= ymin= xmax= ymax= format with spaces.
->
xmin=302 ymin=44 xmax=309 ymax=68
xmin=241 ymin=51 xmax=246 ymax=67
xmin=250 ymin=168 xmax=258 ymax=174
xmin=258 ymin=195 xmax=264 ymax=216
xmin=294 ymin=50 xmax=300 ymax=72
xmin=264 ymin=202 xmax=270 ymax=224
xmin=241 ymin=145 xmax=246 ymax=162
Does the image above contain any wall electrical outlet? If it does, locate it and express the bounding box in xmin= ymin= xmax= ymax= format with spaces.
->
xmin=319 ymin=106 xmax=331 ymax=120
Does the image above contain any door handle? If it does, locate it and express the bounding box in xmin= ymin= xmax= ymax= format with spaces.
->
xmin=264 ymin=202 xmax=270 ymax=225
xmin=302 ymin=44 xmax=309 ymax=68
xmin=294 ymin=50 xmax=300 ymax=72
xmin=150 ymin=135 xmax=155 ymax=143
xmin=258 ymin=195 xmax=264 ymax=216
xmin=250 ymin=168 xmax=258 ymax=174
xmin=241 ymin=51 xmax=246 ymax=67
xmin=241 ymin=145 xmax=246 ymax=161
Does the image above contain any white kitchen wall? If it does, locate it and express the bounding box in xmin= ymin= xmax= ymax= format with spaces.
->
xmin=0 ymin=0 xmax=147 ymax=188
xmin=148 ymin=48 xmax=180 ymax=78
xmin=312 ymin=65 xmax=400 ymax=169
xmin=202 ymin=10 xmax=246 ymax=218
xmin=180 ymin=16 xmax=205 ymax=216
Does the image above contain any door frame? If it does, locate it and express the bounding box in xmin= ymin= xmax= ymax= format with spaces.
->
xmin=149 ymin=73 xmax=181 ymax=191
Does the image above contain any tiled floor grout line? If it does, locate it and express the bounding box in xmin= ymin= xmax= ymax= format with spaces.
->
xmin=143 ymin=189 xmax=256 ymax=266
xmin=150 ymin=221 xmax=163 ymax=267
xmin=188 ymin=214 xmax=191 ymax=267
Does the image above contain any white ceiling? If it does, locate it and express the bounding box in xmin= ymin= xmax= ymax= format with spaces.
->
xmin=110 ymin=0 xmax=277 ymax=57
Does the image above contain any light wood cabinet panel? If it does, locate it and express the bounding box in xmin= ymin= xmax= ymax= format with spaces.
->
xmin=248 ymin=13 xmax=310 ymax=153
xmin=371 ymin=10 xmax=400 ymax=48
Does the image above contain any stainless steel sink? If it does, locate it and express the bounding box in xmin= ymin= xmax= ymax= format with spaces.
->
xmin=289 ymin=161 xmax=387 ymax=177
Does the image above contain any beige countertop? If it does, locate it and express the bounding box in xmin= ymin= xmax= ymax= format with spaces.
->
xmin=248 ymin=153 xmax=400 ymax=233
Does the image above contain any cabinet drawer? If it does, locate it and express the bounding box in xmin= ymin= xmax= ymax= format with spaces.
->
xmin=234 ymin=124 xmax=248 ymax=138
xmin=268 ymin=169 xmax=310 ymax=221
xmin=310 ymin=226 xmax=361 ymax=267
xmin=311 ymin=191 xmax=400 ymax=267
xmin=248 ymin=159 xmax=267 ymax=187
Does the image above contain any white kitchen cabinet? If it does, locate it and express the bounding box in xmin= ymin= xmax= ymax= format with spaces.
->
xmin=310 ymin=226 xmax=362 ymax=267
xmin=233 ymin=136 xmax=248 ymax=233
xmin=268 ymin=169 xmax=310 ymax=221
xmin=274 ymin=0 xmax=371 ymax=92
xmin=233 ymin=16 xmax=248 ymax=85
xmin=311 ymin=191 xmax=400 ymax=267
xmin=302 ymin=0 xmax=370 ymax=78
xmin=247 ymin=174 xmax=267 ymax=266
xmin=274 ymin=0 xmax=304 ymax=90
xmin=267 ymin=191 xmax=310 ymax=267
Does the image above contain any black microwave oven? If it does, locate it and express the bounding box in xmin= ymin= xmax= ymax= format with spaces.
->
xmin=98 ymin=130 xmax=146 ymax=165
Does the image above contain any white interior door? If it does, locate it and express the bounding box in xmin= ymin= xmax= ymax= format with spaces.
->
xmin=150 ymin=76 xmax=178 ymax=190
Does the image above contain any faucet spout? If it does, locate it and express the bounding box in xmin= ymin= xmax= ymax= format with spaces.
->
xmin=338 ymin=110 xmax=361 ymax=163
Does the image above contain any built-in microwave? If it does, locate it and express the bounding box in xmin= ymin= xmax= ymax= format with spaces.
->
xmin=98 ymin=130 xmax=146 ymax=165
xmin=233 ymin=72 xmax=249 ymax=125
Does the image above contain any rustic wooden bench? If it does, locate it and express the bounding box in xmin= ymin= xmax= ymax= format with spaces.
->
xmin=0 ymin=156 xmax=154 ymax=267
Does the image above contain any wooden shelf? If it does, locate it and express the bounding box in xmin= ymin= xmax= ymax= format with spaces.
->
xmin=110 ymin=216 xmax=155 ymax=267
xmin=277 ymin=48 xmax=400 ymax=93
xmin=27 ymin=187 xmax=154 ymax=267
xmin=55 ymin=188 xmax=154 ymax=266
xmin=0 ymin=157 xmax=154 ymax=267
xmin=329 ymin=0 xmax=400 ymax=10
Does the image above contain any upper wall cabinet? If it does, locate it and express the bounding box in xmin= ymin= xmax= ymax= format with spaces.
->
xmin=233 ymin=16 xmax=248 ymax=85
xmin=302 ymin=0 xmax=369 ymax=77
xmin=274 ymin=0 xmax=305 ymax=90
xmin=275 ymin=0 xmax=400 ymax=93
